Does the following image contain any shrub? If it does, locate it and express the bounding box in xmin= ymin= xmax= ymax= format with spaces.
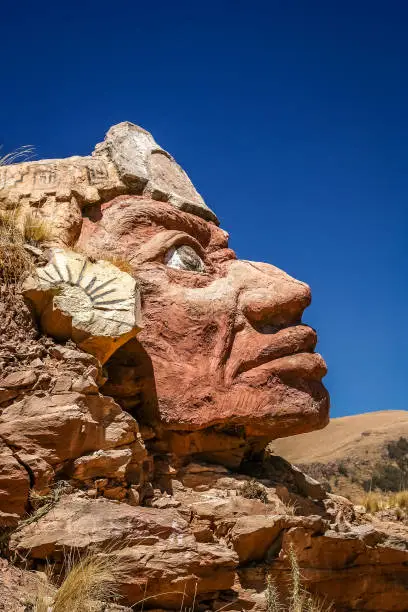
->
xmin=265 ymin=544 xmax=332 ymax=612
xmin=241 ymin=479 xmax=268 ymax=504
xmin=363 ymin=463 xmax=406 ymax=493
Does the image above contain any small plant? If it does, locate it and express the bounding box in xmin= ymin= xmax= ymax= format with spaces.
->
xmin=23 ymin=210 xmax=52 ymax=245
xmin=70 ymin=244 xmax=134 ymax=275
xmin=282 ymin=499 xmax=298 ymax=516
xmin=265 ymin=545 xmax=332 ymax=612
xmin=241 ymin=479 xmax=268 ymax=504
xmin=266 ymin=576 xmax=284 ymax=612
xmin=363 ymin=462 xmax=406 ymax=493
xmin=33 ymin=549 xmax=132 ymax=612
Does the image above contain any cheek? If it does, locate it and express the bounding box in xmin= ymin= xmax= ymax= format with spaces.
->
xmin=137 ymin=271 xmax=234 ymax=356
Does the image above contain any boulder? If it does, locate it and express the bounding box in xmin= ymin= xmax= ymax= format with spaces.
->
xmin=230 ymin=514 xmax=325 ymax=564
xmin=115 ymin=540 xmax=238 ymax=608
xmin=269 ymin=523 xmax=408 ymax=611
xmin=72 ymin=448 xmax=133 ymax=481
xmin=0 ymin=392 xmax=145 ymax=492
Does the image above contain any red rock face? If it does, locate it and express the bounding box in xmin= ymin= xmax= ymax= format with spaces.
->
xmin=77 ymin=196 xmax=329 ymax=462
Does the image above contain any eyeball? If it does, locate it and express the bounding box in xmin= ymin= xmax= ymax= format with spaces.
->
xmin=164 ymin=245 xmax=205 ymax=272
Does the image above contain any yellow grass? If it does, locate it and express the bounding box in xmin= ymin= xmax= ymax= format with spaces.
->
xmin=0 ymin=146 xmax=54 ymax=286
xmin=362 ymin=490 xmax=408 ymax=513
xmin=0 ymin=207 xmax=52 ymax=285
xmin=34 ymin=549 xmax=132 ymax=612
xmin=23 ymin=211 xmax=52 ymax=245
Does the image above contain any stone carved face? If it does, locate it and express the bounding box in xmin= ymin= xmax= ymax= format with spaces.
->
xmin=77 ymin=195 xmax=329 ymax=462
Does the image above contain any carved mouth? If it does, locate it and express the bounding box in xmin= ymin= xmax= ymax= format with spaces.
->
xmin=227 ymin=324 xmax=327 ymax=383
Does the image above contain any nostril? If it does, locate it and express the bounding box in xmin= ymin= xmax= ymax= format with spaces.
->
xmin=251 ymin=321 xmax=301 ymax=335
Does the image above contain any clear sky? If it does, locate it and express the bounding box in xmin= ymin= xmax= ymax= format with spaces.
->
xmin=2 ymin=1 xmax=407 ymax=417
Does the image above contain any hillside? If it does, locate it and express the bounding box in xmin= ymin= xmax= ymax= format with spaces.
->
xmin=270 ymin=410 xmax=408 ymax=501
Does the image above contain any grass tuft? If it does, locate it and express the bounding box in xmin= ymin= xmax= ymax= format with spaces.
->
xmin=0 ymin=145 xmax=35 ymax=167
xmin=362 ymin=489 xmax=408 ymax=514
xmin=265 ymin=545 xmax=332 ymax=612
xmin=0 ymin=207 xmax=52 ymax=285
xmin=33 ymin=549 xmax=132 ymax=612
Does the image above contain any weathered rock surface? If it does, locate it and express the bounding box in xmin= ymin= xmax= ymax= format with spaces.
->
xmin=10 ymin=492 xmax=238 ymax=608
xmin=23 ymin=248 xmax=142 ymax=364
xmin=10 ymin=493 xmax=188 ymax=556
xmin=0 ymin=388 xmax=147 ymax=512
xmin=0 ymin=442 xmax=30 ymax=526
xmin=8 ymin=471 xmax=408 ymax=611
xmin=0 ymin=122 xmax=217 ymax=248
xmin=2 ymin=123 xmax=405 ymax=610
xmin=271 ymin=522 xmax=408 ymax=611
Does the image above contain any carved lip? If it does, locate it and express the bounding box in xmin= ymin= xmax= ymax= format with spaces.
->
xmin=238 ymin=352 xmax=327 ymax=384
xmin=229 ymin=324 xmax=326 ymax=382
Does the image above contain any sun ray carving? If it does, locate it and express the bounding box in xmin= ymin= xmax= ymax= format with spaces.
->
xmin=23 ymin=248 xmax=142 ymax=364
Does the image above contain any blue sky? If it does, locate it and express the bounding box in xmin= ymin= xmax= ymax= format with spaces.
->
xmin=2 ymin=1 xmax=407 ymax=417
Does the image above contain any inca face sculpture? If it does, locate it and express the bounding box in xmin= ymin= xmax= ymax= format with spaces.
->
xmin=3 ymin=123 xmax=329 ymax=465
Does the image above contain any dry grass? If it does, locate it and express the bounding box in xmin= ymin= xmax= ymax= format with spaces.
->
xmin=265 ymin=545 xmax=332 ymax=612
xmin=281 ymin=499 xmax=298 ymax=516
xmin=33 ymin=549 xmax=132 ymax=612
xmin=362 ymin=489 xmax=408 ymax=513
xmin=0 ymin=145 xmax=35 ymax=166
xmin=0 ymin=207 xmax=52 ymax=285
xmin=0 ymin=145 xmax=54 ymax=286
xmin=71 ymin=243 xmax=134 ymax=275
xmin=103 ymin=253 xmax=134 ymax=274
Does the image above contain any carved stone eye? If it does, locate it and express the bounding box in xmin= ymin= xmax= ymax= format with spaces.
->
xmin=164 ymin=245 xmax=205 ymax=272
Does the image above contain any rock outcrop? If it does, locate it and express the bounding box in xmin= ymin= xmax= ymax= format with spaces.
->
xmin=1 ymin=122 xmax=405 ymax=611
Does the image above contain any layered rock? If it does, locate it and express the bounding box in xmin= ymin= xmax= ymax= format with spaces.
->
xmin=8 ymin=462 xmax=408 ymax=611
xmin=3 ymin=122 xmax=405 ymax=611
xmin=0 ymin=121 xmax=217 ymax=247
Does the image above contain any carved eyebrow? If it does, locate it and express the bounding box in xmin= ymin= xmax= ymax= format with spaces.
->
xmin=101 ymin=199 xmax=212 ymax=247
xmin=129 ymin=230 xmax=206 ymax=265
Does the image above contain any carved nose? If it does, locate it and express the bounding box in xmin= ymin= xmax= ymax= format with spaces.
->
xmin=239 ymin=261 xmax=311 ymax=327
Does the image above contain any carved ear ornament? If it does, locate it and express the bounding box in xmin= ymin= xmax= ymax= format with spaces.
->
xmin=22 ymin=248 xmax=142 ymax=364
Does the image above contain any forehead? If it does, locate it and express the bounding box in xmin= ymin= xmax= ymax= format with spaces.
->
xmin=87 ymin=196 xmax=228 ymax=249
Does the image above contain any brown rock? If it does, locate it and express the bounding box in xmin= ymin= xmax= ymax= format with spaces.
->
xmin=0 ymin=441 xmax=30 ymax=524
xmin=0 ymin=370 xmax=37 ymax=388
xmin=269 ymin=523 xmax=408 ymax=611
xmin=10 ymin=491 xmax=238 ymax=608
xmin=0 ymin=389 xmax=19 ymax=404
xmin=116 ymin=540 xmax=238 ymax=608
xmin=10 ymin=492 xmax=188 ymax=557
xmin=0 ymin=392 xmax=145 ymax=491
xmin=72 ymin=449 xmax=132 ymax=480
xmin=230 ymin=514 xmax=325 ymax=564
xmin=0 ymin=559 xmax=52 ymax=612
